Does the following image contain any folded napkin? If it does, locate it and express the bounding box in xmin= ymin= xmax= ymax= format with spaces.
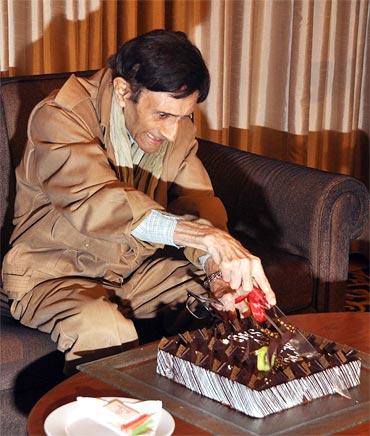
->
xmin=74 ymin=397 xmax=162 ymax=435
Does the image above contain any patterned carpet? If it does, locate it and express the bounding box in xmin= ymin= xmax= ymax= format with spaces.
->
xmin=345 ymin=256 xmax=369 ymax=312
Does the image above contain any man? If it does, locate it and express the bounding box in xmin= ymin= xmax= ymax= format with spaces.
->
xmin=2 ymin=30 xmax=275 ymax=368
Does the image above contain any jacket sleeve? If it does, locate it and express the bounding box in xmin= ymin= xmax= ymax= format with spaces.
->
xmin=168 ymin=133 xmax=229 ymax=267
xmin=29 ymin=102 xmax=164 ymax=248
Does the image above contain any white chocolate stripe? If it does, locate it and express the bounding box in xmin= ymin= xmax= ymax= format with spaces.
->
xmin=157 ymin=350 xmax=361 ymax=418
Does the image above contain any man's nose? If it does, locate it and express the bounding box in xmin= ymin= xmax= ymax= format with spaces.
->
xmin=160 ymin=118 xmax=179 ymax=142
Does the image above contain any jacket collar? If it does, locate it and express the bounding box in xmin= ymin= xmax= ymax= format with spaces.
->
xmin=94 ymin=68 xmax=114 ymax=131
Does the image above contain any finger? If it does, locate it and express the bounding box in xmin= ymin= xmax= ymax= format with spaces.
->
xmin=229 ymin=267 xmax=242 ymax=290
xmin=219 ymin=264 xmax=232 ymax=284
xmin=257 ymin=279 xmax=275 ymax=306
xmin=240 ymin=271 xmax=253 ymax=294
xmin=235 ymin=299 xmax=250 ymax=318
xmin=220 ymin=293 xmax=236 ymax=311
xmin=252 ymin=271 xmax=276 ymax=306
xmin=228 ymin=257 xmax=252 ymax=291
xmin=240 ymin=304 xmax=251 ymax=319
xmin=248 ymin=256 xmax=276 ymax=306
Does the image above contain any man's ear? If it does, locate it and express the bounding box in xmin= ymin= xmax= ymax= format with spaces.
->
xmin=113 ymin=77 xmax=131 ymax=108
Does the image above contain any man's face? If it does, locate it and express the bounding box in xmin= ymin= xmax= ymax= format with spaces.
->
xmin=113 ymin=78 xmax=198 ymax=153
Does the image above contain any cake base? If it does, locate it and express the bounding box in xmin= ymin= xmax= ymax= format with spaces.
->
xmin=78 ymin=337 xmax=369 ymax=434
xmin=157 ymin=350 xmax=361 ymax=418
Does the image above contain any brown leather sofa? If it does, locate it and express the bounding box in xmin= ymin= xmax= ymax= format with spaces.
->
xmin=1 ymin=71 xmax=368 ymax=434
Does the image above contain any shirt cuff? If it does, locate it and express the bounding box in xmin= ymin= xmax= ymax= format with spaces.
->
xmin=198 ymin=254 xmax=210 ymax=271
xmin=131 ymin=209 xmax=181 ymax=247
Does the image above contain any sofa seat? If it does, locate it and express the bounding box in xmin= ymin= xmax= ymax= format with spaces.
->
xmin=0 ymin=294 xmax=64 ymax=435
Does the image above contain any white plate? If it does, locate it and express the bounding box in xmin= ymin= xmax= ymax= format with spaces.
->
xmin=44 ymin=397 xmax=175 ymax=436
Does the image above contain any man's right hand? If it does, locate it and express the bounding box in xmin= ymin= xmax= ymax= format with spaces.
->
xmin=173 ymin=220 xmax=276 ymax=307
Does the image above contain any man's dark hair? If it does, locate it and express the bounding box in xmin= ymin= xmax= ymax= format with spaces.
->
xmin=108 ymin=29 xmax=210 ymax=103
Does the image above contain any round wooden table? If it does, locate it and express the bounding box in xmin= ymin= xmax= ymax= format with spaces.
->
xmin=28 ymin=312 xmax=370 ymax=435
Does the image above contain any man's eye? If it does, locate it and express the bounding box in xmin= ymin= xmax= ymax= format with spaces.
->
xmin=158 ymin=113 xmax=169 ymax=119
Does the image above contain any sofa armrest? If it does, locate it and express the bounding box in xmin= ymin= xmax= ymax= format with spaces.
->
xmin=198 ymin=139 xmax=369 ymax=310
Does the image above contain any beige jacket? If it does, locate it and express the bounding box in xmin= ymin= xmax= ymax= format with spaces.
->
xmin=2 ymin=69 xmax=227 ymax=300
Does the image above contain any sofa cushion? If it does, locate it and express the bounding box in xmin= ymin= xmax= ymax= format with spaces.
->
xmin=0 ymin=292 xmax=63 ymax=391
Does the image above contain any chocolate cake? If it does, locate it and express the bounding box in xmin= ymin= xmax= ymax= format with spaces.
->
xmin=156 ymin=317 xmax=361 ymax=418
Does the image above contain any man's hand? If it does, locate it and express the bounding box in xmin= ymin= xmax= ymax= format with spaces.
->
xmin=173 ymin=220 xmax=276 ymax=306
xmin=208 ymin=274 xmax=251 ymax=318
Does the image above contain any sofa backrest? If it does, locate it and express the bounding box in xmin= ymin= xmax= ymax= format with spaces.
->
xmin=0 ymin=71 xmax=96 ymax=260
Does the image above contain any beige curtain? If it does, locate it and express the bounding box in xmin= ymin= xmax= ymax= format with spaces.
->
xmin=189 ymin=0 xmax=369 ymax=184
xmin=1 ymin=0 xmax=369 ymax=185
